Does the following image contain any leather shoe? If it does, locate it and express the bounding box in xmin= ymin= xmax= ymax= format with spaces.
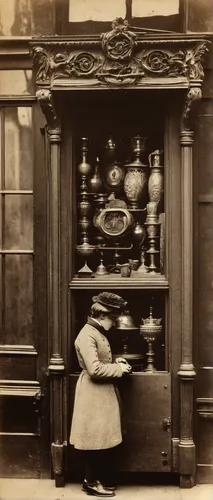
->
xmin=82 ymin=480 xmax=115 ymax=497
xmin=102 ymin=485 xmax=116 ymax=491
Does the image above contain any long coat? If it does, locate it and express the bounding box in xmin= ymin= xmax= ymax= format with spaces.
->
xmin=69 ymin=319 xmax=123 ymax=450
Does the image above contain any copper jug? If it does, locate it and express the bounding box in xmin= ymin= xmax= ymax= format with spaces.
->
xmin=88 ymin=157 xmax=103 ymax=193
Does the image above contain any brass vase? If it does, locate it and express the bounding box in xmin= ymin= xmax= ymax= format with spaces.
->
xmin=78 ymin=137 xmax=92 ymax=193
xmin=124 ymin=136 xmax=148 ymax=209
xmin=148 ymin=150 xmax=164 ymax=204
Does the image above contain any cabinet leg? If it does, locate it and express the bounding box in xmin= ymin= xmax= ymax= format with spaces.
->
xmin=180 ymin=474 xmax=195 ymax=488
xmin=51 ymin=442 xmax=65 ymax=487
xmin=55 ymin=475 xmax=65 ymax=488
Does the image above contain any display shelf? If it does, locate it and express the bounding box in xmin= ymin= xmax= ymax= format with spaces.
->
xmin=69 ymin=273 xmax=169 ymax=289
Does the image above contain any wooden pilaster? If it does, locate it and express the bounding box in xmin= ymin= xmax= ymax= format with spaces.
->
xmin=178 ymin=125 xmax=196 ymax=488
xmin=36 ymin=89 xmax=65 ymax=487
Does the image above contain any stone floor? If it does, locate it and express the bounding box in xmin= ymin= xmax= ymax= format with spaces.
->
xmin=0 ymin=480 xmax=212 ymax=500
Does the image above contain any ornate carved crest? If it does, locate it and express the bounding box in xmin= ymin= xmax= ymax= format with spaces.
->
xmin=101 ymin=18 xmax=137 ymax=61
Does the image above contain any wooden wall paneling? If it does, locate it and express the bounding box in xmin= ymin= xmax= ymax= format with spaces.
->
xmin=202 ymin=70 xmax=213 ymax=100
xmin=196 ymin=398 xmax=213 ymax=483
xmin=195 ymin=95 xmax=213 ymax=482
xmin=0 ymin=355 xmax=37 ymax=380
xmin=0 ymin=396 xmax=38 ymax=433
xmin=0 ymin=435 xmax=40 ymax=478
xmin=0 ymin=380 xmax=41 ymax=477
xmin=197 ymin=369 xmax=213 ymax=398
xmin=198 ymin=204 xmax=213 ymax=366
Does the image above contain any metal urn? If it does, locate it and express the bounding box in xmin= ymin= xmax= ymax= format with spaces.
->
xmin=115 ymin=310 xmax=144 ymax=371
xmin=103 ymin=137 xmax=124 ymax=193
xmin=140 ymin=307 xmax=162 ymax=372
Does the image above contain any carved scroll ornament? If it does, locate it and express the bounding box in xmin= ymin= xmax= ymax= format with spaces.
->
xmin=36 ymin=88 xmax=60 ymax=132
xmin=33 ymin=47 xmax=101 ymax=83
xmin=182 ymin=86 xmax=202 ymax=130
xmin=32 ymin=43 xmax=210 ymax=88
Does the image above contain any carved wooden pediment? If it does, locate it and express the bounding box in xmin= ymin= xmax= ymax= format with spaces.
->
xmin=31 ymin=19 xmax=210 ymax=88
xmin=30 ymin=18 xmax=210 ymax=128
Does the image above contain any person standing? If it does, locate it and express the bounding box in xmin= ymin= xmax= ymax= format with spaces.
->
xmin=70 ymin=292 xmax=132 ymax=497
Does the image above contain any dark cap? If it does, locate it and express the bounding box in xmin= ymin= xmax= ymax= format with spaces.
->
xmin=92 ymin=292 xmax=127 ymax=311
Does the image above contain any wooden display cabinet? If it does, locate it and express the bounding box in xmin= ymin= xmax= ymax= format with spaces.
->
xmin=31 ymin=20 xmax=210 ymax=487
xmin=67 ymin=91 xmax=170 ymax=477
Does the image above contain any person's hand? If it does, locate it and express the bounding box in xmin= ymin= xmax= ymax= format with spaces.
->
xmin=115 ymin=357 xmax=129 ymax=364
xmin=119 ymin=362 xmax=132 ymax=375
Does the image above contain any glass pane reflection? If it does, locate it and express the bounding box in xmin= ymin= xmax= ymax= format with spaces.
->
xmin=5 ymin=107 xmax=33 ymax=190
xmin=0 ymin=71 xmax=34 ymax=96
xmin=0 ymin=0 xmax=31 ymax=36
xmin=4 ymin=255 xmax=33 ymax=345
xmin=4 ymin=195 xmax=33 ymax=250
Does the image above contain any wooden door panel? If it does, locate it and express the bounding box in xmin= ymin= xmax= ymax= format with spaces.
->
xmin=0 ymin=355 xmax=37 ymax=380
xmin=0 ymin=435 xmax=40 ymax=478
xmin=117 ymin=373 xmax=171 ymax=472
xmin=0 ymin=394 xmax=40 ymax=434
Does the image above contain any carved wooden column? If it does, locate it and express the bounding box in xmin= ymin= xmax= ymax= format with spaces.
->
xmin=178 ymin=88 xmax=200 ymax=488
xmin=36 ymin=89 xmax=65 ymax=487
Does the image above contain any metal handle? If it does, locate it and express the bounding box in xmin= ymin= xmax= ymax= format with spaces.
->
xmin=162 ymin=417 xmax=171 ymax=431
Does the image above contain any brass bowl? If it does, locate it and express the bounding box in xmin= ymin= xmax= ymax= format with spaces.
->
xmin=140 ymin=324 xmax=162 ymax=340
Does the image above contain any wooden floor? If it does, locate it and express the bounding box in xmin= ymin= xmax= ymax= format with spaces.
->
xmin=0 ymin=479 xmax=212 ymax=500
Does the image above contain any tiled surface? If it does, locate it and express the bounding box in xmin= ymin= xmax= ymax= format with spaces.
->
xmin=0 ymin=480 xmax=212 ymax=500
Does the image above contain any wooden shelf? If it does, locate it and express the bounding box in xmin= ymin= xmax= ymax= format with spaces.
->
xmin=69 ymin=273 xmax=169 ymax=290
